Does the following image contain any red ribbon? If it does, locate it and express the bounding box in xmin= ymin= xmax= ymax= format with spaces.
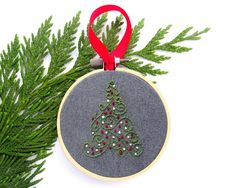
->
xmin=88 ymin=5 xmax=132 ymax=70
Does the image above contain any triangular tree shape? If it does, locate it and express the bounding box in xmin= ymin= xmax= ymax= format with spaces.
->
xmin=83 ymin=80 xmax=143 ymax=157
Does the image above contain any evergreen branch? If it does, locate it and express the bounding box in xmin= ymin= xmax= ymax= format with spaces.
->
xmin=0 ymin=14 xmax=84 ymax=187
xmin=75 ymin=13 xmax=108 ymax=67
xmin=142 ymin=25 xmax=172 ymax=52
xmin=131 ymin=25 xmax=209 ymax=64
xmin=75 ymin=30 xmax=95 ymax=66
xmin=46 ymin=12 xmax=81 ymax=78
xmin=0 ymin=11 xmax=209 ymax=188
xmin=155 ymin=27 xmax=210 ymax=52
xmin=19 ymin=17 xmax=53 ymax=98
xmin=92 ymin=13 xmax=108 ymax=36
xmin=125 ymin=18 xmax=144 ymax=57
xmin=0 ymin=35 xmax=20 ymax=115
xmin=0 ymin=151 xmax=49 ymax=187
xmin=0 ymin=36 xmax=21 ymax=163
xmin=121 ymin=59 xmax=168 ymax=76
xmin=132 ymin=52 xmax=171 ymax=64
xmin=102 ymin=15 xmax=124 ymax=52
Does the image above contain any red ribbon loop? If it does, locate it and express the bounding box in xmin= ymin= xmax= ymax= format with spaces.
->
xmin=88 ymin=5 xmax=132 ymax=70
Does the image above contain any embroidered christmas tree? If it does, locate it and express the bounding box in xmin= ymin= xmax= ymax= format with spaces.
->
xmin=83 ymin=80 xmax=144 ymax=157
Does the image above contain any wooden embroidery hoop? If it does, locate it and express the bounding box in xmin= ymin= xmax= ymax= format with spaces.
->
xmin=57 ymin=67 xmax=170 ymax=181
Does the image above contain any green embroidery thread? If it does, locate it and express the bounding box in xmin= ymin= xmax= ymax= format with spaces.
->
xmin=83 ymin=80 xmax=144 ymax=157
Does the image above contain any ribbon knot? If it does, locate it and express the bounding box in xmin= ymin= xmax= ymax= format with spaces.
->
xmin=105 ymin=54 xmax=114 ymax=70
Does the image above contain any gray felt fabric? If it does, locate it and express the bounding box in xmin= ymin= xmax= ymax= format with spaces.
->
xmin=59 ymin=71 xmax=168 ymax=178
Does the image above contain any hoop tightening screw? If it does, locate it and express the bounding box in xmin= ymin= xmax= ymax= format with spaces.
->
xmin=90 ymin=57 xmax=130 ymax=68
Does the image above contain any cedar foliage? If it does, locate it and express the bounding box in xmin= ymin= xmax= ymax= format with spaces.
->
xmin=0 ymin=12 xmax=209 ymax=187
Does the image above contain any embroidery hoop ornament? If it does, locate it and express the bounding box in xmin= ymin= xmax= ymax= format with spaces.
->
xmin=57 ymin=4 xmax=170 ymax=181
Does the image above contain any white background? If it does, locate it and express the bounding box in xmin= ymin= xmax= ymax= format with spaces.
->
xmin=1 ymin=0 xmax=235 ymax=187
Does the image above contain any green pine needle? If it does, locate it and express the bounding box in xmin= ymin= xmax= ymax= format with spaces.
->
xmin=0 ymin=11 xmax=209 ymax=187
xmin=132 ymin=24 xmax=210 ymax=65
xmin=47 ymin=12 xmax=81 ymax=78
xmin=125 ymin=18 xmax=145 ymax=56
xmin=20 ymin=16 xmax=53 ymax=98
xmin=122 ymin=59 xmax=168 ymax=76
xmin=75 ymin=12 xmax=108 ymax=67
xmin=102 ymin=15 xmax=124 ymax=52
